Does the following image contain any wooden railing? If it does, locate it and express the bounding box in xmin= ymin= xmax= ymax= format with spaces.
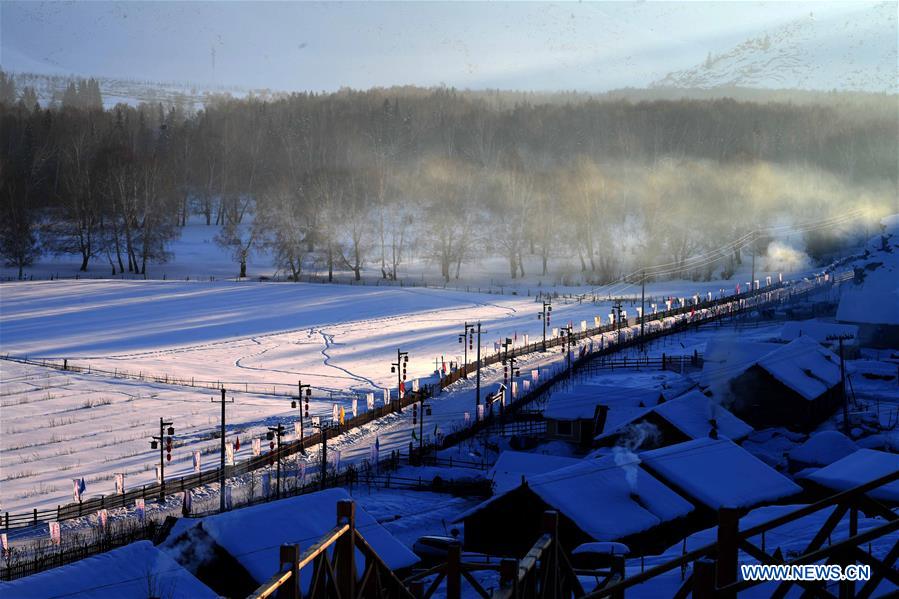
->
xmin=586 ymin=468 xmax=899 ymax=599
xmin=248 ymin=499 xmax=415 ymax=599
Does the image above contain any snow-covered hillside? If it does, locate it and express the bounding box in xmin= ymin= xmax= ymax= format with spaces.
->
xmin=653 ymin=2 xmax=898 ymax=92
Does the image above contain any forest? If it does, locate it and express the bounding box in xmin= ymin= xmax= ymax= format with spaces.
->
xmin=1 ymin=70 xmax=896 ymax=283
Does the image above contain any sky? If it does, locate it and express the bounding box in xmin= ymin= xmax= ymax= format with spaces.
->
xmin=0 ymin=1 xmax=893 ymax=92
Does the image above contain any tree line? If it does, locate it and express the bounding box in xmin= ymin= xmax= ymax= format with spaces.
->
xmin=1 ymin=72 xmax=895 ymax=282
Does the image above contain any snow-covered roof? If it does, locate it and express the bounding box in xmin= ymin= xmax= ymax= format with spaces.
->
xmin=803 ymin=449 xmax=899 ymax=502
xmin=544 ymin=385 xmax=660 ymax=423
xmin=458 ymin=455 xmax=694 ymax=542
xmin=489 ymin=450 xmax=580 ymax=495
xmin=755 ymin=336 xmax=841 ymax=401
xmin=641 ymin=438 xmax=802 ymax=510
xmin=788 ymin=431 xmax=858 ymax=467
xmin=653 ymin=391 xmax=753 ymax=441
xmin=837 ymin=233 xmax=899 ymax=326
xmin=699 ymin=338 xmax=783 ymax=391
xmin=780 ymin=320 xmax=859 ymax=344
xmin=0 ymin=541 xmax=216 ymax=599
xmin=168 ymin=488 xmax=418 ymax=584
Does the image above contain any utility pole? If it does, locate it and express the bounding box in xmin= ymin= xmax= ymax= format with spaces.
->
xmin=312 ymin=420 xmax=331 ymax=491
xmin=149 ymin=417 xmax=174 ymax=503
xmin=475 ymin=322 xmax=483 ymax=411
xmin=827 ymin=334 xmax=854 ymax=434
xmin=390 ymin=349 xmax=409 ymax=413
xmin=538 ymin=301 xmax=552 ymax=351
xmin=292 ymin=380 xmax=312 ymax=453
xmin=412 ymin=394 xmax=431 ymax=460
xmin=751 ymin=231 xmax=756 ymax=293
xmin=501 ymin=338 xmax=520 ymax=435
xmin=212 ymin=388 xmax=234 ymax=512
xmin=459 ymin=323 xmax=475 ymax=378
xmin=267 ymin=423 xmax=285 ymax=498
xmin=561 ymin=324 xmax=574 ymax=377
xmin=640 ymin=270 xmax=646 ymax=352
xmin=613 ymin=301 xmax=624 ymax=347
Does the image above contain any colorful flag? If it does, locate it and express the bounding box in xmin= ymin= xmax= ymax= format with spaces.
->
xmin=339 ymin=406 xmax=345 ymax=425
xmin=193 ymin=451 xmax=202 ymax=473
xmin=225 ymin=442 xmax=235 ymax=466
xmin=73 ymin=478 xmax=83 ymax=502
xmin=49 ymin=521 xmax=61 ymax=546
xmin=115 ymin=473 xmax=125 ymax=495
xmin=399 ymin=381 xmax=405 ymax=399
xmin=235 ymin=437 xmax=241 ymax=451
xmin=253 ymin=438 xmax=262 ymax=456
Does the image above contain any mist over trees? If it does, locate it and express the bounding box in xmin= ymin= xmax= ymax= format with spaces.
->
xmin=0 ymin=72 xmax=895 ymax=282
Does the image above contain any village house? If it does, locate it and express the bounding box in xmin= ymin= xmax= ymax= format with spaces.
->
xmin=455 ymin=453 xmax=694 ymax=557
xmin=726 ymin=336 xmax=843 ymax=431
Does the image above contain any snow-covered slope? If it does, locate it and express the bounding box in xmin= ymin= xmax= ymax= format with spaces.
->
xmin=653 ymin=2 xmax=898 ymax=92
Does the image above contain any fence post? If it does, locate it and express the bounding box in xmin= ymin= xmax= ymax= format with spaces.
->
xmin=500 ymin=558 xmax=519 ymax=594
xmin=693 ymin=558 xmax=716 ymax=599
xmin=446 ymin=543 xmax=461 ymax=599
xmin=716 ymin=507 xmax=739 ymax=599
xmin=335 ymin=500 xmax=355 ymax=599
xmin=278 ymin=544 xmax=300 ymax=599
xmin=542 ymin=511 xmax=560 ymax=597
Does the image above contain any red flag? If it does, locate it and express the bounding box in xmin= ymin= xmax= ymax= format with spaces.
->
xmin=690 ymin=307 xmax=695 ymax=319
xmin=235 ymin=437 xmax=240 ymax=451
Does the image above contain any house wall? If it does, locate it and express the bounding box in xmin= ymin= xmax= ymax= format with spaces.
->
xmin=728 ymin=367 xmax=841 ymax=432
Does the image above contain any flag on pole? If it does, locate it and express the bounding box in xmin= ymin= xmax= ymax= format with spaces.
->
xmin=73 ymin=478 xmax=86 ymax=502
xmin=115 ymin=473 xmax=125 ymax=495
xmin=399 ymin=381 xmax=405 ymax=399
xmin=412 ymin=379 xmax=419 ymax=392
xmin=252 ymin=438 xmax=262 ymax=456
xmin=339 ymin=406 xmax=345 ymax=425
xmin=332 ymin=403 xmax=339 ymax=421
xmin=383 ymin=388 xmax=390 ymax=405
xmin=49 ymin=521 xmax=61 ymax=546
xmin=235 ymin=437 xmax=240 ymax=452
xmin=352 ymin=398 xmax=358 ymax=418
xmin=366 ymin=392 xmax=375 ymax=410
xmin=225 ymin=442 xmax=235 ymax=466
xmin=193 ymin=451 xmax=202 ymax=473
xmin=156 ymin=465 xmax=162 ymax=484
